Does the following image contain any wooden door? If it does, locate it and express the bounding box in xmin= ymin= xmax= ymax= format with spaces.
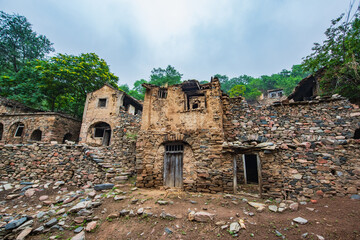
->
xmin=164 ymin=144 xmax=183 ymax=188
xmin=102 ymin=129 xmax=111 ymax=146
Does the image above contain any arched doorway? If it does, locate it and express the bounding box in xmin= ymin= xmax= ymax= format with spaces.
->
xmin=90 ymin=122 xmax=111 ymax=146
xmin=0 ymin=123 xmax=3 ymax=141
xmin=62 ymin=133 xmax=73 ymax=143
xmin=354 ymin=128 xmax=360 ymax=139
xmin=164 ymin=143 xmax=184 ymax=188
xmin=30 ymin=129 xmax=42 ymax=141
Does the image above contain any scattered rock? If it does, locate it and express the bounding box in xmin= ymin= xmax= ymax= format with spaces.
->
xmin=74 ymin=227 xmax=84 ymax=233
xmin=85 ymin=221 xmax=97 ymax=232
xmin=39 ymin=195 xmax=49 ymax=201
xmin=289 ymin=203 xmax=299 ymax=211
xmin=71 ymin=230 xmax=85 ymax=240
xmin=188 ymin=211 xmax=215 ymax=222
xmin=268 ymin=205 xmax=278 ymax=212
xmin=350 ymin=194 xmax=360 ymax=200
xmin=5 ymin=217 xmax=28 ymax=230
xmin=94 ymin=184 xmax=114 ymax=191
xmin=293 ymin=217 xmax=308 ymax=225
xmin=229 ymin=222 xmax=240 ymax=233
xmin=248 ymin=202 xmax=266 ymax=212
xmin=44 ymin=218 xmax=58 ymax=227
xmin=16 ymin=227 xmax=32 ymax=240
xmin=157 ymin=200 xmax=168 ymax=205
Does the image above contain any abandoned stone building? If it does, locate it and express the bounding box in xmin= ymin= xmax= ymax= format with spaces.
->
xmin=0 ymin=97 xmax=80 ymax=144
xmin=0 ymin=76 xmax=359 ymax=201
xmin=79 ymin=83 xmax=142 ymax=146
xmin=135 ymin=77 xmax=360 ymax=199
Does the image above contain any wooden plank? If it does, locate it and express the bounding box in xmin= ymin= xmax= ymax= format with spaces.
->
xmin=233 ymin=155 xmax=237 ymax=193
xmin=257 ymin=155 xmax=262 ymax=198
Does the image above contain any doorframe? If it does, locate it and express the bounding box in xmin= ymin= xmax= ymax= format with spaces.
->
xmin=234 ymin=153 xmax=262 ymax=197
xmin=163 ymin=143 xmax=184 ymax=188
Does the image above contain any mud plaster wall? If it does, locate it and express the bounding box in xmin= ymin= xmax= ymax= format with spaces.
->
xmin=79 ymin=85 xmax=124 ymax=146
xmin=0 ymin=114 xmax=80 ymax=144
xmin=136 ymin=81 xmax=234 ymax=193
xmin=225 ymin=97 xmax=360 ymax=200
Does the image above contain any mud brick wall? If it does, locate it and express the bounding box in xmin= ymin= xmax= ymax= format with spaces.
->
xmin=0 ymin=113 xmax=81 ymax=144
xmin=225 ymin=96 xmax=360 ymax=200
xmin=0 ymin=143 xmax=106 ymax=185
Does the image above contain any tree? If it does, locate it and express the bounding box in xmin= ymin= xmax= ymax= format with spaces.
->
xmin=302 ymin=1 xmax=360 ymax=102
xmin=0 ymin=11 xmax=54 ymax=73
xmin=149 ymin=65 xmax=182 ymax=86
xmin=228 ymin=85 xmax=246 ymax=97
xmin=0 ymin=53 xmax=119 ymax=117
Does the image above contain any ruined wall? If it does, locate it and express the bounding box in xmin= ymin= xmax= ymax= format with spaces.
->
xmin=136 ymin=80 xmax=234 ymax=193
xmin=224 ymin=96 xmax=360 ymax=200
xmin=0 ymin=113 xmax=80 ymax=144
xmin=79 ymin=85 xmax=125 ymax=146
xmin=0 ymin=143 xmax=106 ymax=185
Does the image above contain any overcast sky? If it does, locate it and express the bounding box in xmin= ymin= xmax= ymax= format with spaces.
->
xmin=0 ymin=0 xmax=353 ymax=87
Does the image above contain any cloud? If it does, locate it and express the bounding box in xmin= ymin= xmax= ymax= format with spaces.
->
xmin=0 ymin=0 xmax=352 ymax=85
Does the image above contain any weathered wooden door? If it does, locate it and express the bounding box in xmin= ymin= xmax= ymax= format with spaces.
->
xmin=164 ymin=144 xmax=183 ymax=188
xmin=102 ymin=129 xmax=111 ymax=146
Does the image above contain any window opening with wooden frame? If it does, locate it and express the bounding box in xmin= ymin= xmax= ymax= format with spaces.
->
xmin=14 ymin=123 xmax=25 ymax=137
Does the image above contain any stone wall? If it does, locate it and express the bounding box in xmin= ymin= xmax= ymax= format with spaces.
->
xmin=224 ymin=95 xmax=360 ymax=200
xmin=0 ymin=143 xmax=105 ymax=185
xmin=79 ymin=84 xmax=142 ymax=146
xmin=136 ymin=79 xmax=234 ymax=193
xmin=0 ymin=113 xmax=81 ymax=144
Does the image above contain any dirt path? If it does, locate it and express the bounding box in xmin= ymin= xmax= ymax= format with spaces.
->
xmin=1 ymin=183 xmax=359 ymax=240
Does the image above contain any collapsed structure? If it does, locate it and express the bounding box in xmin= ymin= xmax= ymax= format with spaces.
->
xmin=0 ymin=77 xmax=359 ymax=200
xmin=0 ymin=97 xmax=80 ymax=144
xmin=136 ymin=77 xmax=360 ymax=199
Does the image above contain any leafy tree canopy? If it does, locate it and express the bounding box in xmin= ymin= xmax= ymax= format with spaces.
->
xmin=0 ymin=53 xmax=118 ymax=117
xmin=228 ymin=85 xmax=246 ymax=98
xmin=0 ymin=11 xmax=54 ymax=73
xmin=302 ymin=2 xmax=360 ymax=103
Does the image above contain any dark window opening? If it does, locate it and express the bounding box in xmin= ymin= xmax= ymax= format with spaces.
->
xmin=0 ymin=123 xmax=3 ymax=141
xmin=30 ymin=129 xmax=42 ymax=141
xmin=62 ymin=133 xmax=73 ymax=143
xmin=354 ymin=128 xmax=360 ymax=139
xmin=158 ymin=88 xmax=167 ymax=99
xmin=279 ymin=92 xmax=283 ymax=97
xmin=244 ymin=154 xmax=259 ymax=184
xmin=98 ymin=98 xmax=107 ymax=108
xmin=94 ymin=128 xmax=105 ymax=137
xmin=14 ymin=123 xmax=24 ymax=137
xmin=165 ymin=144 xmax=184 ymax=152
xmin=91 ymin=122 xmax=111 ymax=146
xmin=192 ymin=103 xmax=198 ymax=109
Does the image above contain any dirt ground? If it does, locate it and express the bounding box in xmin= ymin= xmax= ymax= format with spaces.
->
xmin=2 ymin=183 xmax=360 ymax=240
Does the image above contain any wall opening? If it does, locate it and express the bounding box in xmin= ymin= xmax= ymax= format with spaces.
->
xmin=62 ymin=133 xmax=73 ymax=143
xmin=13 ymin=123 xmax=25 ymax=137
xmin=30 ymin=129 xmax=42 ymax=141
xmin=354 ymin=128 xmax=360 ymax=139
xmin=0 ymin=123 xmax=3 ymax=140
xmin=98 ymin=98 xmax=107 ymax=108
xmin=244 ymin=154 xmax=259 ymax=184
xmin=164 ymin=143 xmax=183 ymax=188
xmin=92 ymin=122 xmax=111 ymax=146
xmin=158 ymin=88 xmax=168 ymax=99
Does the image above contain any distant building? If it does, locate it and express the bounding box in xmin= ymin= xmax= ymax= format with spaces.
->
xmin=0 ymin=97 xmax=80 ymax=144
